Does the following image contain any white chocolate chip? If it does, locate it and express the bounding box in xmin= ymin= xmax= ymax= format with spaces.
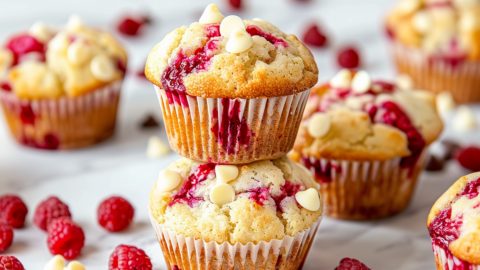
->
xmin=199 ymin=3 xmax=224 ymax=24
xmin=65 ymin=261 xmax=85 ymax=270
xmin=67 ymin=15 xmax=84 ymax=31
xmin=215 ymin=165 xmax=239 ymax=183
xmin=351 ymin=71 xmax=371 ymax=94
xmin=295 ymin=188 xmax=321 ymax=211
xmin=157 ymin=169 xmax=183 ymax=193
xmin=225 ymin=30 xmax=253 ymax=53
xmin=90 ymin=55 xmax=116 ymax=81
xmin=453 ymin=105 xmax=477 ymax=131
xmin=146 ymin=136 xmax=170 ymax=158
xmin=29 ymin=22 xmax=55 ymax=42
xmin=397 ymin=0 xmax=421 ymax=14
xmin=436 ymin=91 xmax=456 ymax=117
xmin=0 ymin=49 xmax=13 ymax=73
xmin=67 ymin=41 xmax=93 ymax=65
xmin=49 ymin=34 xmax=70 ymax=52
xmin=396 ymin=74 xmax=413 ymax=90
xmin=329 ymin=69 xmax=352 ymax=89
xmin=44 ymin=255 xmax=65 ymax=270
xmin=220 ymin=15 xmax=245 ymax=37
xmin=412 ymin=11 xmax=432 ymax=34
xmin=307 ymin=113 xmax=331 ymax=138
xmin=459 ymin=12 xmax=480 ymax=32
xmin=375 ymin=93 xmax=393 ymax=105
xmin=209 ymin=183 xmax=235 ymax=206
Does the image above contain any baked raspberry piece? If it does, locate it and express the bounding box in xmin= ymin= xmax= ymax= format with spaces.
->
xmin=47 ymin=217 xmax=85 ymax=260
xmin=109 ymin=244 xmax=152 ymax=270
xmin=34 ymin=196 xmax=72 ymax=231
xmin=117 ymin=15 xmax=151 ymax=36
xmin=0 ymin=82 xmax=11 ymax=92
xmin=227 ymin=0 xmax=242 ymax=10
xmin=0 ymin=256 xmax=24 ymax=270
xmin=456 ymin=146 xmax=480 ymax=172
xmin=335 ymin=257 xmax=371 ymax=270
xmin=0 ymin=195 xmax=28 ymax=228
xmin=97 ymin=196 xmax=135 ymax=232
xmin=302 ymin=23 xmax=328 ymax=48
xmin=337 ymin=46 xmax=361 ymax=69
xmin=0 ymin=224 xmax=14 ymax=252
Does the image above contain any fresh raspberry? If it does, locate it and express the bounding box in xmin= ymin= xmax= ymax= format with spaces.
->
xmin=0 ymin=225 xmax=13 ymax=252
xmin=34 ymin=196 xmax=72 ymax=231
xmin=302 ymin=23 xmax=328 ymax=48
xmin=0 ymin=195 xmax=28 ymax=228
xmin=227 ymin=0 xmax=242 ymax=10
xmin=109 ymin=244 xmax=152 ymax=270
xmin=0 ymin=256 xmax=24 ymax=270
xmin=97 ymin=196 xmax=134 ymax=232
xmin=6 ymin=34 xmax=45 ymax=65
xmin=47 ymin=217 xmax=85 ymax=260
xmin=337 ymin=46 xmax=361 ymax=69
xmin=117 ymin=16 xmax=150 ymax=36
xmin=456 ymin=146 xmax=480 ymax=172
xmin=335 ymin=257 xmax=371 ymax=270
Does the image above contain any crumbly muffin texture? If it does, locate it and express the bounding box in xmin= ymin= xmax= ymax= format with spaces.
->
xmin=428 ymin=172 xmax=480 ymax=265
xmin=145 ymin=4 xmax=318 ymax=99
xmin=386 ymin=0 xmax=480 ymax=60
xmin=0 ymin=16 xmax=127 ymax=99
xmin=149 ymin=157 xmax=322 ymax=244
xmin=292 ymin=70 xmax=443 ymax=161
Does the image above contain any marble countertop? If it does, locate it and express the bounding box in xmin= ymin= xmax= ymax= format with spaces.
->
xmin=0 ymin=0 xmax=479 ymax=269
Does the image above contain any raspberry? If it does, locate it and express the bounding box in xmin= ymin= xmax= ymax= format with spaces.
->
xmin=6 ymin=34 xmax=45 ymax=65
xmin=34 ymin=196 xmax=72 ymax=231
xmin=0 ymin=82 xmax=11 ymax=92
xmin=0 ymin=225 xmax=13 ymax=252
xmin=227 ymin=0 xmax=242 ymax=10
xmin=97 ymin=196 xmax=134 ymax=232
xmin=47 ymin=217 xmax=85 ymax=260
xmin=456 ymin=146 xmax=480 ymax=172
xmin=109 ymin=244 xmax=152 ymax=270
xmin=0 ymin=195 xmax=28 ymax=228
xmin=335 ymin=257 xmax=371 ymax=270
xmin=302 ymin=23 xmax=328 ymax=48
xmin=0 ymin=256 xmax=24 ymax=270
xmin=337 ymin=46 xmax=361 ymax=69
xmin=117 ymin=16 xmax=150 ymax=36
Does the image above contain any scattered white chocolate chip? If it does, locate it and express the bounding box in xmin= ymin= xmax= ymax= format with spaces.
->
xmin=436 ymin=91 xmax=456 ymax=117
xmin=199 ymin=3 xmax=224 ymax=24
xmin=67 ymin=15 xmax=84 ymax=31
xmin=29 ymin=22 xmax=54 ymax=42
xmin=157 ymin=169 xmax=183 ymax=193
xmin=295 ymin=188 xmax=321 ymax=211
xmin=146 ymin=136 xmax=170 ymax=159
xmin=65 ymin=261 xmax=85 ymax=270
xmin=44 ymin=255 xmax=65 ymax=270
xmin=412 ymin=11 xmax=431 ymax=34
xmin=210 ymin=183 xmax=235 ymax=206
xmin=396 ymin=74 xmax=413 ymax=90
xmin=225 ymin=30 xmax=253 ymax=53
xmin=307 ymin=113 xmax=331 ymax=139
xmin=397 ymin=0 xmax=421 ymax=14
xmin=90 ymin=55 xmax=116 ymax=81
xmin=329 ymin=69 xmax=352 ymax=89
xmin=49 ymin=34 xmax=70 ymax=52
xmin=67 ymin=41 xmax=93 ymax=65
xmin=215 ymin=165 xmax=239 ymax=183
xmin=220 ymin=15 xmax=245 ymax=37
xmin=453 ymin=105 xmax=477 ymax=131
xmin=351 ymin=70 xmax=371 ymax=94
xmin=0 ymin=49 xmax=13 ymax=73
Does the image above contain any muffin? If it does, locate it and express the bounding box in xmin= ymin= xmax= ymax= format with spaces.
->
xmin=145 ymin=4 xmax=318 ymax=164
xmin=0 ymin=16 xmax=127 ymax=150
xmin=291 ymin=69 xmax=443 ymax=220
xmin=386 ymin=0 xmax=480 ymax=103
xmin=149 ymin=156 xmax=322 ymax=270
xmin=428 ymin=172 xmax=480 ymax=269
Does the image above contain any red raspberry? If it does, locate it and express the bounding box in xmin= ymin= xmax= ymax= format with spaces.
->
xmin=0 ymin=225 xmax=13 ymax=252
xmin=456 ymin=146 xmax=480 ymax=172
xmin=337 ymin=46 xmax=361 ymax=69
xmin=335 ymin=257 xmax=371 ymax=270
xmin=302 ymin=23 xmax=328 ymax=48
xmin=227 ymin=0 xmax=242 ymax=10
xmin=97 ymin=196 xmax=134 ymax=232
xmin=117 ymin=16 xmax=150 ymax=36
xmin=0 ymin=195 xmax=28 ymax=228
xmin=6 ymin=34 xmax=45 ymax=65
xmin=46 ymin=217 xmax=85 ymax=260
xmin=0 ymin=82 xmax=11 ymax=92
xmin=34 ymin=196 xmax=72 ymax=231
xmin=109 ymin=244 xmax=152 ymax=270
xmin=0 ymin=256 xmax=24 ymax=270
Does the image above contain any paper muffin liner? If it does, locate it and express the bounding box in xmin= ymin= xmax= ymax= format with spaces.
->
xmin=300 ymin=151 xmax=427 ymax=220
xmin=155 ymin=87 xmax=310 ymax=164
xmin=150 ymin=215 xmax=321 ymax=270
xmin=391 ymin=41 xmax=480 ymax=104
xmin=432 ymin=244 xmax=478 ymax=270
xmin=0 ymin=81 xmax=121 ymax=150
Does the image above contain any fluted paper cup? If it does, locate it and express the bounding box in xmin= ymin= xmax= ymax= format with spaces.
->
xmin=432 ymin=244 xmax=479 ymax=270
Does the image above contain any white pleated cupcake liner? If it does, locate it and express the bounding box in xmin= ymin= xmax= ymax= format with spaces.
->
xmin=150 ymin=215 xmax=321 ymax=270
xmin=155 ymin=86 xmax=310 ymax=164
xmin=0 ymin=81 xmax=121 ymax=149
xmin=432 ymin=244 xmax=478 ymax=270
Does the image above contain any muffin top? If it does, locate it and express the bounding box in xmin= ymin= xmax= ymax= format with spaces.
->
xmin=292 ymin=69 xmax=443 ymax=162
xmin=149 ymin=157 xmax=322 ymax=244
xmin=428 ymin=172 xmax=480 ymax=264
xmin=145 ymin=4 xmax=318 ymax=99
xmin=0 ymin=16 xmax=127 ymax=100
xmin=386 ymin=0 xmax=480 ymax=60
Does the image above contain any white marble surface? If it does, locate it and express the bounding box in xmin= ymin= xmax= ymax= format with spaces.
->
xmin=0 ymin=0 xmax=479 ymax=269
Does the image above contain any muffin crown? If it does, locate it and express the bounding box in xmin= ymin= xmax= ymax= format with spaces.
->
xmin=145 ymin=4 xmax=318 ymax=99
xmin=428 ymin=172 xmax=480 ymax=264
xmin=293 ymin=69 xmax=443 ymax=161
xmin=149 ymin=157 xmax=322 ymax=244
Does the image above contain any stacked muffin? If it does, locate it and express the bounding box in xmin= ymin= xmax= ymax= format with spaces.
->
xmin=145 ymin=4 xmax=322 ymax=270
